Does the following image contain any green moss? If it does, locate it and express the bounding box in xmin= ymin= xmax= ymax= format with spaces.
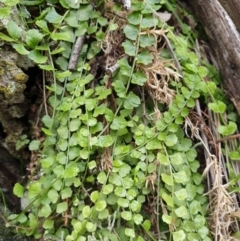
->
xmin=13 ymin=72 xmax=28 ymax=82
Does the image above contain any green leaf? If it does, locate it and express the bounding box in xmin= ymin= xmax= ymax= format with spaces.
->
xmin=29 ymin=140 xmax=40 ymax=151
xmin=142 ymin=219 xmax=151 ymax=231
xmin=65 ymin=10 xmax=79 ymax=27
xmin=98 ymin=209 xmax=109 ymax=220
xmin=229 ymin=151 xmax=240 ymax=160
xmin=19 ymin=0 xmax=42 ymax=5
xmin=61 ymin=187 xmax=72 ymax=199
xmin=95 ymin=200 xmax=107 ymax=211
xmin=119 ymin=165 xmax=131 ymax=178
xmin=7 ymin=21 xmax=22 ymax=40
xmin=189 ymin=200 xmax=202 ymax=215
xmin=86 ymin=222 xmax=97 ymax=232
xmin=90 ymin=191 xmax=99 ymax=203
xmin=53 ymin=165 xmax=64 ymax=177
xmin=69 ymin=119 xmax=81 ymax=132
xmin=110 ymin=116 xmax=128 ymax=130
xmin=173 ymin=230 xmax=186 ymax=241
xmin=139 ymin=34 xmax=155 ymax=47
xmin=12 ymin=43 xmax=29 ymax=55
xmin=115 ymin=187 xmax=127 ymax=197
xmin=112 ymin=80 xmax=126 ymax=98
xmin=174 ymin=188 xmax=187 ymax=200
xmin=103 ymin=184 xmax=113 ymax=195
xmin=25 ymin=29 xmax=43 ymax=48
xmin=39 ymin=64 xmax=55 ymax=71
xmin=13 ymin=183 xmax=24 ymax=198
xmin=0 ymin=32 xmax=15 ymax=42
xmin=131 ymin=70 xmax=147 ymax=85
xmin=175 ymin=94 xmax=186 ymax=108
xmin=170 ymin=152 xmax=183 ymax=165
xmin=127 ymin=12 xmax=141 ymax=25
xmin=42 ymin=127 xmax=54 ymax=136
xmin=109 ymin=22 xmax=118 ymax=30
xmin=161 ymin=173 xmax=173 ymax=186
xmin=45 ymin=7 xmax=62 ymax=23
xmin=157 ymin=152 xmax=169 ymax=165
xmin=57 ymin=125 xmax=69 ymax=139
xmin=187 ymin=98 xmax=195 ymax=108
xmin=198 ymin=66 xmax=208 ymax=77
xmin=141 ymin=16 xmax=158 ymax=28
xmin=124 ymin=92 xmax=141 ymax=109
xmin=121 ymin=211 xmax=132 ymax=221
xmin=64 ymin=163 xmax=80 ymax=178
xmin=137 ymin=49 xmax=153 ymax=65
xmin=98 ymin=16 xmax=108 ymax=26
xmin=181 ymin=107 xmax=189 ymax=117
xmin=97 ymin=172 xmax=107 ymax=184
xmin=117 ymin=198 xmax=129 ymax=208
xmin=43 ymin=219 xmax=54 ymax=229
xmin=28 ymin=181 xmax=42 ymax=199
xmin=162 ymin=192 xmax=173 ymax=207
xmin=125 ymin=228 xmax=135 ymax=238
xmin=29 ymin=50 xmax=47 ymax=64
xmin=189 ymin=160 xmax=200 ymax=172
xmin=175 ymin=206 xmax=189 ymax=218
xmin=98 ymin=88 xmax=112 ymax=100
xmin=124 ymin=24 xmax=138 ymax=40
xmin=39 ymin=204 xmax=51 ymax=218
xmin=208 ymin=101 xmax=226 ymax=114
xmin=36 ymin=20 xmax=50 ymax=32
xmin=118 ymin=57 xmax=132 ymax=75
xmin=78 ymin=4 xmax=93 ymax=21
xmin=97 ymin=135 xmax=114 ymax=147
xmin=162 ymin=214 xmax=172 ymax=224
xmin=48 ymin=189 xmax=59 ymax=203
xmin=122 ymin=40 xmax=137 ymax=56
xmin=186 ymin=183 xmax=197 ymax=201
xmin=85 ymin=98 xmax=97 ymax=111
xmin=181 ymin=86 xmax=191 ymax=99
xmin=165 ymin=133 xmax=178 ymax=146
xmin=51 ymin=32 xmax=71 ymax=41
xmin=146 ymin=138 xmax=161 ymax=150
xmin=40 ymin=156 xmax=55 ymax=168
xmin=130 ymin=200 xmax=141 ymax=212
xmin=17 ymin=213 xmax=27 ymax=223
xmin=56 ymin=70 xmax=72 ymax=79
xmin=218 ymin=121 xmax=237 ymax=136
xmin=56 ymin=201 xmax=67 ymax=213
xmin=173 ymin=170 xmax=188 ymax=183
xmin=198 ymin=226 xmax=209 ymax=238
xmin=82 ymin=205 xmax=91 ymax=218
xmin=185 ymin=63 xmax=197 ymax=73
xmin=63 ymin=0 xmax=80 ymax=8
xmin=57 ymin=139 xmax=68 ymax=151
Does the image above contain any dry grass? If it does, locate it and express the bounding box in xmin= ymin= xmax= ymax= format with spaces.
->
xmin=184 ymin=40 xmax=240 ymax=240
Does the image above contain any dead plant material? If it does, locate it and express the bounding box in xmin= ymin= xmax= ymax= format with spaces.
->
xmin=139 ymin=42 xmax=181 ymax=105
xmin=186 ymin=99 xmax=240 ymax=240
xmin=68 ymin=35 xmax=85 ymax=71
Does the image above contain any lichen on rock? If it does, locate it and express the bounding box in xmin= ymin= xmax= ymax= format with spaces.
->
xmin=0 ymin=52 xmax=28 ymax=98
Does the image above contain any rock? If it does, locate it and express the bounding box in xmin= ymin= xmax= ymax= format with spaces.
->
xmin=0 ymin=146 xmax=23 ymax=212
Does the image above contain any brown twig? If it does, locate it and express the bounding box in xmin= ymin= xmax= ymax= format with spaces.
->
xmin=216 ymin=133 xmax=240 ymax=143
xmin=68 ymin=35 xmax=85 ymax=71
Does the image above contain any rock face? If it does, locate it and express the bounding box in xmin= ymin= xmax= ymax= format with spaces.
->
xmin=0 ymin=48 xmax=34 ymax=160
xmin=0 ymin=146 xmax=23 ymax=212
xmin=0 ymin=5 xmax=37 ymax=240
xmin=0 ymin=11 xmax=35 ymax=212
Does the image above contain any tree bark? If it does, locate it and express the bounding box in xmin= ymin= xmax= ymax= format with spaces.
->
xmin=189 ymin=0 xmax=240 ymax=114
